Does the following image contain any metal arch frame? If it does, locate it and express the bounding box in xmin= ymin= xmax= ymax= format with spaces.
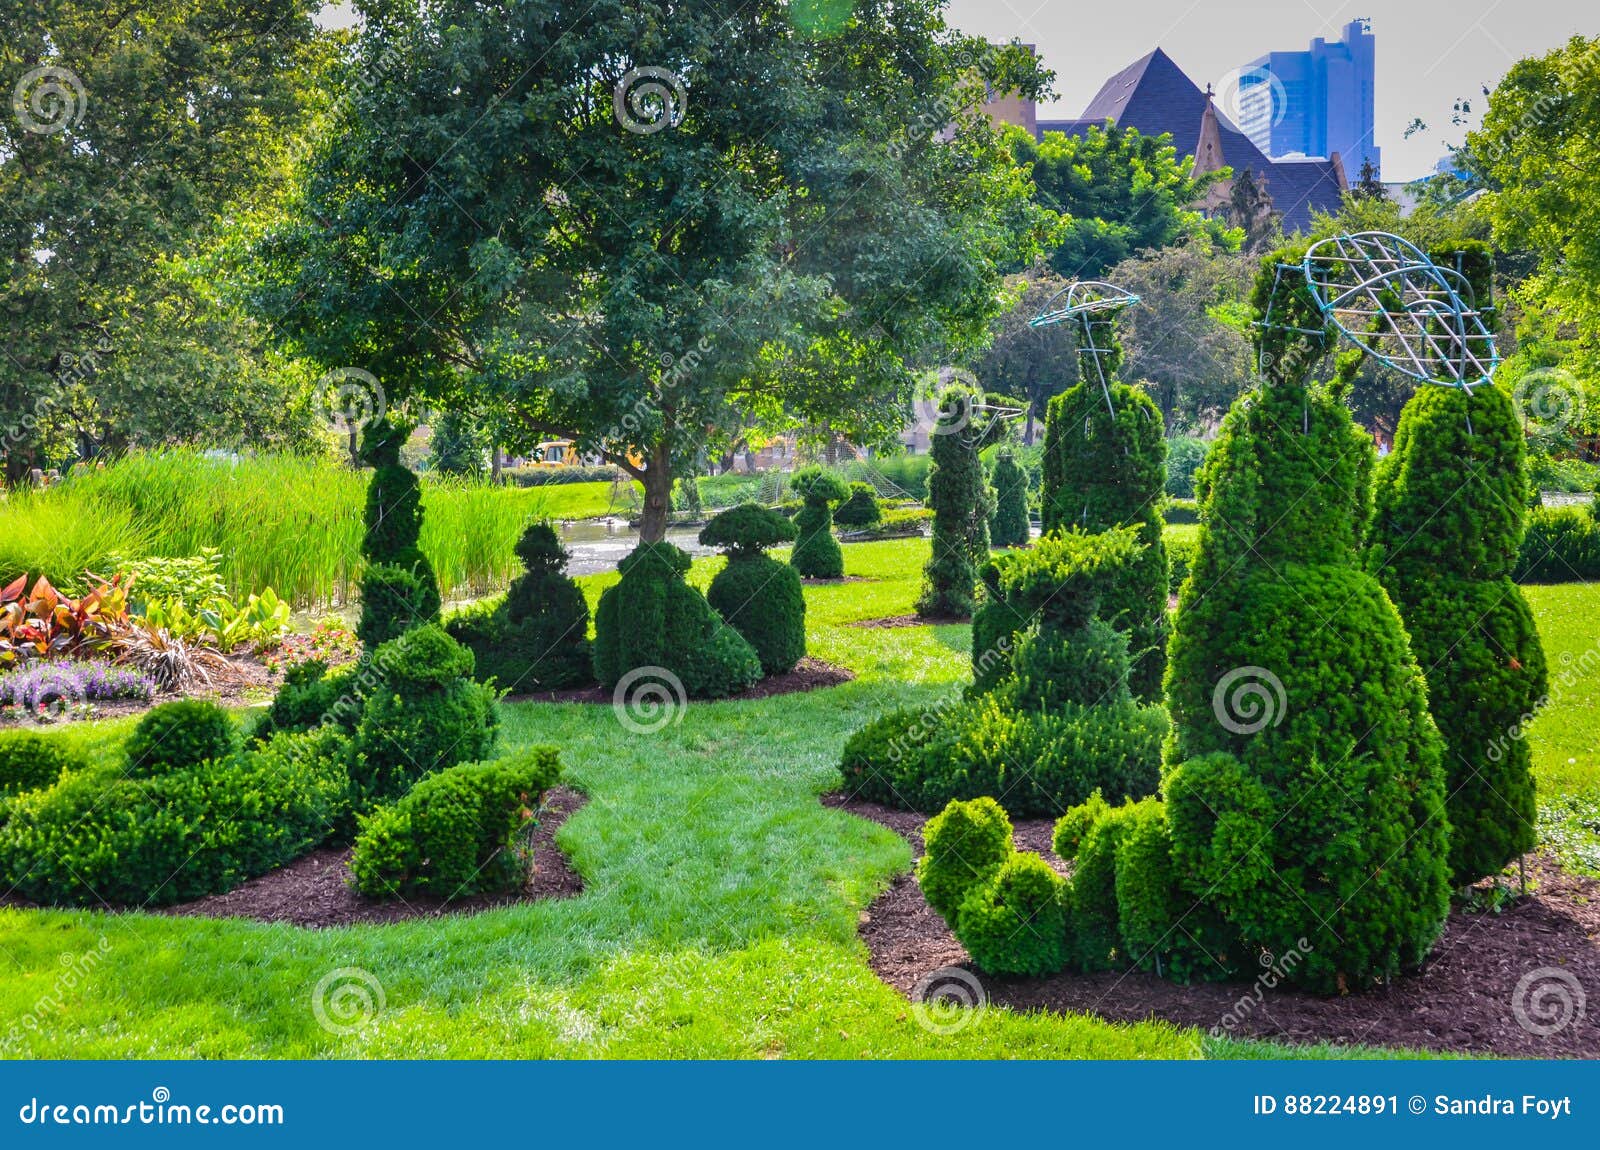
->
xmin=1301 ymin=231 xmax=1500 ymax=388
xmin=1028 ymin=280 xmax=1142 ymax=415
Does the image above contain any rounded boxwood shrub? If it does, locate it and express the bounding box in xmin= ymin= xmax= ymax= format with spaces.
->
xmin=445 ymin=522 xmax=592 ymax=693
xmin=0 ymin=725 xmax=349 ymax=907
xmin=701 ymin=505 xmax=805 ymax=675
xmin=833 ymin=483 xmax=883 ymax=529
xmin=1041 ymin=379 xmax=1168 ymax=700
xmin=789 ymin=467 xmax=849 ymax=579
xmin=988 ymin=449 xmax=1031 ymax=548
xmin=1368 ymin=383 xmax=1548 ymax=886
xmin=956 ymin=852 xmax=1068 ymax=976
xmin=350 ymin=745 xmax=562 ymax=898
xmin=593 ymin=542 xmax=761 ymax=698
xmin=916 ymin=796 xmax=1013 ymax=923
xmin=124 ymin=699 xmax=238 ymax=778
xmin=352 ymin=624 xmax=499 ymax=811
xmin=0 ymin=732 xmax=88 ymax=798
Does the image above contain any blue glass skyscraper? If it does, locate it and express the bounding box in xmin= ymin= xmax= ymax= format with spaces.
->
xmin=1237 ymin=18 xmax=1379 ymax=178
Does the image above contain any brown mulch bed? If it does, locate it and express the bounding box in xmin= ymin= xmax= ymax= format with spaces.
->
xmin=508 ymin=657 xmax=854 ymax=704
xmin=826 ymin=792 xmax=1600 ymax=1058
xmin=154 ymin=786 xmax=587 ymax=928
xmin=801 ymin=575 xmax=876 ymax=585
xmin=846 ymin=614 xmax=968 ymax=629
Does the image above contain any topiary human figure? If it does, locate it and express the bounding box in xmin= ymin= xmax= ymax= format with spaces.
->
xmin=1367 ymin=265 xmax=1546 ymax=885
xmin=593 ymin=542 xmax=761 ymax=699
xmin=353 ymin=624 xmax=499 ymax=812
xmin=446 ymin=522 xmax=593 ymax=692
xmin=988 ymin=449 xmax=1031 ymax=548
xmin=916 ymin=389 xmax=992 ymax=618
xmin=833 ymin=482 xmax=883 ymax=530
xmin=1041 ymin=378 xmax=1168 ymax=701
xmin=1153 ymin=245 xmax=1451 ymax=991
xmin=788 ymin=467 xmax=850 ymax=579
xmin=700 ymin=504 xmax=806 ymax=675
xmin=358 ymin=418 xmax=441 ymax=648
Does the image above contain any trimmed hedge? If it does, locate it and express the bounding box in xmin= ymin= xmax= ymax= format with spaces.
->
xmin=0 ymin=726 xmax=350 ymax=907
xmin=593 ymin=542 xmax=761 ymax=698
xmin=350 ymin=746 xmax=562 ymax=898
xmin=0 ymin=731 xmax=88 ymax=798
xmin=1369 ymin=384 xmax=1548 ymax=885
xmin=702 ymin=505 xmax=806 ymax=676
xmin=1515 ymin=504 xmax=1600 ymax=582
xmin=445 ymin=522 xmax=592 ymax=693
xmin=833 ymin=483 xmax=884 ymax=529
xmin=988 ymin=450 xmax=1031 ymax=548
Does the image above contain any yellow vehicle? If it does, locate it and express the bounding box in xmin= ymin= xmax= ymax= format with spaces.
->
xmin=530 ymin=439 xmax=581 ymax=468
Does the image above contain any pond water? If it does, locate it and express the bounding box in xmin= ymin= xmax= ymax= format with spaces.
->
xmin=556 ymin=519 xmax=715 ymax=576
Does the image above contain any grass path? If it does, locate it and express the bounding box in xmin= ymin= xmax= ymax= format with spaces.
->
xmin=1 ymin=540 xmax=1593 ymax=1057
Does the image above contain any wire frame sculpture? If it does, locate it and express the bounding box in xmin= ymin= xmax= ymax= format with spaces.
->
xmin=1301 ymin=231 xmax=1499 ymax=388
xmin=1029 ymin=280 xmax=1141 ymax=414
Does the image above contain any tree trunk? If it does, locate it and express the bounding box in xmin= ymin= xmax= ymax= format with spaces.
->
xmin=637 ymin=445 xmax=673 ymax=543
xmin=490 ymin=443 xmax=503 ymax=484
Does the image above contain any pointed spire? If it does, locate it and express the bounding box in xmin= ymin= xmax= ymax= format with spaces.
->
xmin=1192 ymin=87 xmax=1224 ymax=178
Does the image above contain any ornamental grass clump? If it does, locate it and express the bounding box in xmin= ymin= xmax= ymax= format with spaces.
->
xmin=700 ymin=504 xmax=805 ymax=675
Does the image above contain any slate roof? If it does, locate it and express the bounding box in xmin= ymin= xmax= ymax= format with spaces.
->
xmin=1035 ymin=49 xmax=1346 ymax=232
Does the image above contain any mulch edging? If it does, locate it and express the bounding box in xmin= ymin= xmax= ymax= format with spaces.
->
xmin=506 ymin=657 xmax=854 ymax=704
xmin=846 ymin=614 xmax=969 ymax=630
xmin=155 ymin=786 xmax=588 ymax=928
xmin=825 ymin=792 xmax=1600 ymax=1058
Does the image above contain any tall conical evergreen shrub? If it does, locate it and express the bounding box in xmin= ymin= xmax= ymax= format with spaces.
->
xmin=917 ymin=389 xmax=992 ymax=618
xmin=789 ymin=467 xmax=849 ymax=580
xmin=988 ymin=449 xmax=1031 ymax=548
xmin=1041 ymin=380 xmax=1168 ymax=700
xmin=1368 ymin=383 xmax=1547 ymax=886
xmin=358 ymin=418 xmax=441 ymax=648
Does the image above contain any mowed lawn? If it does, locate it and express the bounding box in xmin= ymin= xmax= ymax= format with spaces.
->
xmin=1 ymin=538 xmax=1594 ymax=1058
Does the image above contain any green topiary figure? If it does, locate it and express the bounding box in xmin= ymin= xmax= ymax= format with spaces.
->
xmin=988 ymin=449 xmax=1031 ymax=548
xmin=1368 ymin=383 xmax=1547 ymax=886
xmin=700 ymin=504 xmax=806 ymax=676
xmin=446 ymin=522 xmax=593 ymax=692
xmin=916 ymin=796 xmax=1014 ymax=923
xmin=593 ymin=542 xmax=762 ymax=699
xmin=917 ymin=389 xmax=992 ymax=618
xmin=834 ymin=482 xmax=883 ymax=529
xmin=1153 ymin=246 xmax=1451 ymax=992
xmin=956 ymin=852 xmax=1068 ymax=976
xmin=1041 ymin=380 xmax=1168 ymax=700
xmin=789 ymin=467 xmax=849 ymax=579
xmin=124 ymin=700 xmax=239 ymax=777
xmin=353 ymin=624 xmax=499 ymax=811
xmin=358 ymin=418 xmax=441 ymax=648
xmin=0 ymin=732 xmax=89 ymax=797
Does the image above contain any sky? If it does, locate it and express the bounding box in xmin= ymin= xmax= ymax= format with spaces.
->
xmin=945 ymin=0 xmax=1593 ymax=181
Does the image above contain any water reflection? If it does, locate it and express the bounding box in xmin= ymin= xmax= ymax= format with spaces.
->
xmin=556 ymin=519 xmax=716 ymax=577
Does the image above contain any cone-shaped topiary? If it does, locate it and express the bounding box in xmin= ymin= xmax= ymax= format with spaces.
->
xmin=593 ymin=542 xmax=762 ymax=698
xmin=446 ymin=522 xmax=593 ymax=692
xmin=1041 ymin=380 xmax=1168 ymax=699
xmin=358 ymin=418 xmax=440 ymax=648
xmin=352 ymin=624 xmax=499 ymax=812
xmin=988 ymin=449 xmax=1031 ymax=547
xmin=1368 ymin=383 xmax=1547 ymax=886
xmin=788 ymin=467 xmax=849 ymax=579
xmin=834 ymin=482 xmax=883 ymax=529
xmin=701 ymin=504 xmax=806 ymax=676
xmin=917 ymin=389 xmax=992 ymax=618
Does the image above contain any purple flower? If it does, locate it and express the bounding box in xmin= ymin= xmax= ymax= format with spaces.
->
xmin=0 ymin=661 xmax=156 ymax=710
